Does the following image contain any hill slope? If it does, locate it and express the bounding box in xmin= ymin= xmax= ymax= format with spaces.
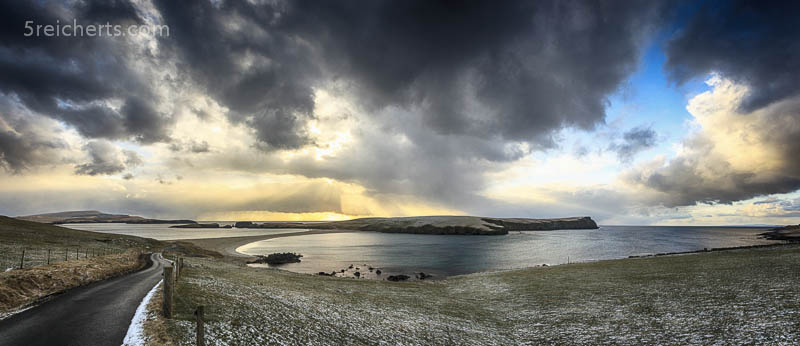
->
xmin=235 ymin=215 xmax=598 ymax=235
xmin=17 ymin=210 xmax=195 ymax=225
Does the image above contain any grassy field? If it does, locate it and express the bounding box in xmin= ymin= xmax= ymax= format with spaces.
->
xmin=162 ymin=245 xmax=800 ymax=345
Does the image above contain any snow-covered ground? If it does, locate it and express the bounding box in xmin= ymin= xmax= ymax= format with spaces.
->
xmin=162 ymin=245 xmax=800 ymax=345
xmin=124 ymin=280 xmax=162 ymax=346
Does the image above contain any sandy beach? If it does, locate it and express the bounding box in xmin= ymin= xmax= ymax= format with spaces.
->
xmin=179 ymin=229 xmax=355 ymax=259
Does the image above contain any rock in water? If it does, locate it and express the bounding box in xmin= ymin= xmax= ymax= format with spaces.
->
xmin=387 ymin=274 xmax=410 ymax=282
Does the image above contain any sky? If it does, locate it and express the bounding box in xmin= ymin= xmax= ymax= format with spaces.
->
xmin=1 ymin=0 xmax=800 ymax=225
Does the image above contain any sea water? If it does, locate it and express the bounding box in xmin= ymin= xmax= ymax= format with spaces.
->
xmin=237 ymin=226 xmax=780 ymax=279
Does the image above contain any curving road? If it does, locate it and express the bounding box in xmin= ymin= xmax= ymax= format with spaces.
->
xmin=0 ymin=253 xmax=168 ymax=346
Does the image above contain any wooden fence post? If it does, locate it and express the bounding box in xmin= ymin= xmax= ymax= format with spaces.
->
xmin=177 ymin=257 xmax=184 ymax=279
xmin=47 ymin=249 xmax=51 ymax=265
xmin=76 ymin=248 xmax=79 ymax=260
xmin=163 ymin=265 xmax=174 ymax=318
xmin=65 ymin=248 xmax=68 ymax=261
xmin=19 ymin=249 xmax=25 ymax=269
xmin=195 ymin=306 xmax=205 ymax=346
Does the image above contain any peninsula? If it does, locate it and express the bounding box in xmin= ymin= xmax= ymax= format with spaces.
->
xmin=234 ymin=215 xmax=598 ymax=235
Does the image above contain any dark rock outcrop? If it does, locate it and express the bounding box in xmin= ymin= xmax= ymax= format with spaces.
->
xmin=760 ymin=224 xmax=800 ymax=242
xmin=247 ymin=252 xmax=303 ymax=265
xmin=387 ymin=274 xmax=410 ymax=282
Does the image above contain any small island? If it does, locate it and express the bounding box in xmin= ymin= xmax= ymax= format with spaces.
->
xmin=247 ymin=252 xmax=303 ymax=265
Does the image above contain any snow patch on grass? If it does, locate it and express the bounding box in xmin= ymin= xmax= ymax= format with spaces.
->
xmin=164 ymin=246 xmax=800 ymax=344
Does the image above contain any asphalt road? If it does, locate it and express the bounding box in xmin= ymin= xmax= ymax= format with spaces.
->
xmin=0 ymin=253 xmax=168 ymax=346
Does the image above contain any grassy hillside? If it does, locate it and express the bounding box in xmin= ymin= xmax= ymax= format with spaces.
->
xmin=0 ymin=215 xmax=162 ymax=270
xmin=163 ymin=245 xmax=800 ymax=344
xmin=16 ymin=210 xmax=195 ymax=224
xmin=236 ymin=215 xmax=599 ymax=235
xmin=0 ymin=216 xmax=168 ymax=317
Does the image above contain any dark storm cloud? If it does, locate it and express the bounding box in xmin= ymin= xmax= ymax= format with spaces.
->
xmin=609 ymin=126 xmax=657 ymax=163
xmin=0 ymin=117 xmax=66 ymax=173
xmin=634 ymin=155 xmax=800 ymax=207
xmin=74 ymin=140 xmax=141 ymax=175
xmin=628 ymin=96 xmax=800 ymax=207
xmin=285 ymin=0 xmax=672 ymax=147
xmin=0 ymin=96 xmax=69 ymax=172
xmin=0 ymin=1 xmax=171 ymax=146
xmin=633 ymin=0 xmax=800 ymax=207
xmin=666 ymin=0 xmax=800 ymax=112
xmin=154 ymin=0 xmax=669 ymax=154
xmin=77 ymin=0 xmax=142 ymax=24
xmin=121 ymin=97 xmax=171 ymax=143
xmin=153 ymin=0 xmax=317 ymax=150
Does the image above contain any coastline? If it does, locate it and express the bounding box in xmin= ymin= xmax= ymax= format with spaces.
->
xmin=178 ymin=229 xmax=356 ymax=260
xmin=175 ymin=227 xmax=790 ymax=280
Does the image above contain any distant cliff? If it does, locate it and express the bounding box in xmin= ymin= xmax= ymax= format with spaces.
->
xmin=233 ymin=215 xmax=599 ymax=235
xmin=16 ymin=210 xmax=196 ymax=225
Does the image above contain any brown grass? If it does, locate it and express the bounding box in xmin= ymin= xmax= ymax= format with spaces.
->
xmin=0 ymin=215 xmax=170 ymax=318
xmin=0 ymin=250 xmax=147 ymax=317
xmin=142 ymin=284 xmax=176 ymax=346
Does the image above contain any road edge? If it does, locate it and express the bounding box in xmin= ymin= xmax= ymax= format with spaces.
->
xmin=122 ymin=277 xmax=163 ymax=346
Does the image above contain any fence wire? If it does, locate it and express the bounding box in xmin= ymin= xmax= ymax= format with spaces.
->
xmin=1 ymin=245 xmax=129 ymax=272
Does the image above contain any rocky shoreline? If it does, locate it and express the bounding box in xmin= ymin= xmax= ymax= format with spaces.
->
xmin=759 ymin=224 xmax=800 ymax=241
xmin=311 ymin=263 xmax=434 ymax=282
